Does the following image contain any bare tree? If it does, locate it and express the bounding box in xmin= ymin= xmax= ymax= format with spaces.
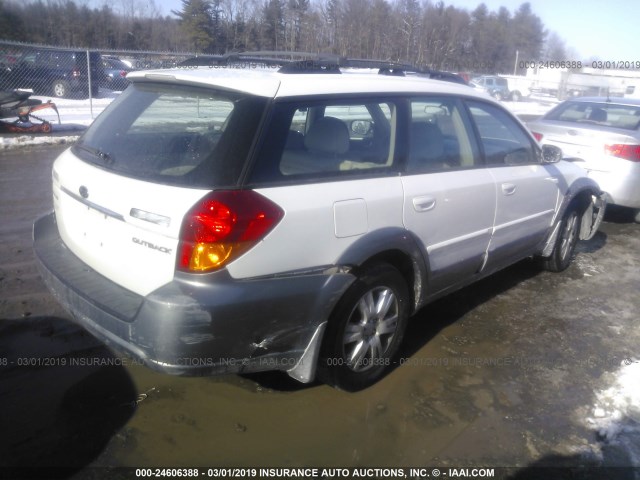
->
xmin=2 ymin=0 xmax=551 ymax=72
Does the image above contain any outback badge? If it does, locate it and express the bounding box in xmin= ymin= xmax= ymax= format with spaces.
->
xmin=132 ymin=237 xmax=172 ymax=255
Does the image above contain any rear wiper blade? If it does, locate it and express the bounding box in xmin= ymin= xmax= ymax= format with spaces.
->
xmin=75 ymin=144 xmax=115 ymax=164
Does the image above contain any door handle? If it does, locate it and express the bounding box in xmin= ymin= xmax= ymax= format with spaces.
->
xmin=412 ymin=196 xmax=436 ymax=212
xmin=501 ymin=183 xmax=517 ymax=196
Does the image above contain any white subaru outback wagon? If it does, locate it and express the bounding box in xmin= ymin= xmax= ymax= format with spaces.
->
xmin=34 ymin=57 xmax=605 ymax=390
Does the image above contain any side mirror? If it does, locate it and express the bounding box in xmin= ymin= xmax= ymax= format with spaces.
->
xmin=541 ymin=144 xmax=562 ymax=164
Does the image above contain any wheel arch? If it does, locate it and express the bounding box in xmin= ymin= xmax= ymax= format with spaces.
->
xmin=542 ymin=179 xmax=606 ymax=256
xmin=354 ymin=250 xmax=418 ymax=311
xmin=562 ymin=178 xmax=606 ymax=240
xmin=334 ymin=227 xmax=428 ymax=314
xmin=287 ymin=229 xmax=428 ymax=385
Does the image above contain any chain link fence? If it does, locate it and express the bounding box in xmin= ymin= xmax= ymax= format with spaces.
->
xmin=4 ymin=39 xmax=640 ymax=105
xmin=0 ymin=39 xmax=196 ymax=100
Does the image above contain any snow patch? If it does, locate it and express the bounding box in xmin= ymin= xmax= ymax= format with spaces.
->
xmin=585 ymin=359 xmax=640 ymax=465
xmin=1 ymin=90 xmax=117 ymax=150
xmin=0 ymin=134 xmax=79 ymax=150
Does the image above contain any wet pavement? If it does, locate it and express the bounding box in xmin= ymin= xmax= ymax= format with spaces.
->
xmin=1 ymin=145 xmax=639 ymax=479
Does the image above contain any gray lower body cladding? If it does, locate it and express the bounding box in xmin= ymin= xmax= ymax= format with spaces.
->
xmin=33 ymin=212 xmax=354 ymax=382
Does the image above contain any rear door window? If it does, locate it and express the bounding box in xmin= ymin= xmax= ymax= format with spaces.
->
xmin=407 ymin=98 xmax=479 ymax=172
xmin=250 ymin=99 xmax=397 ymax=183
xmin=74 ymin=82 xmax=267 ymax=188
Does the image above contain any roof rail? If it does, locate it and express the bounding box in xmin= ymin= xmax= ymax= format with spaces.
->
xmin=177 ymin=51 xmax=467 ymax=84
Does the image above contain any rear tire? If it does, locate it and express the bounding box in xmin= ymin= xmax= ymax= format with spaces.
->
xmin=541 ymin=206 xmax=580 ymax=272
xmin=318 ymin=263 xmax=409 ymax=391
xmin=52 ymin=80 xmax=69 ymax=98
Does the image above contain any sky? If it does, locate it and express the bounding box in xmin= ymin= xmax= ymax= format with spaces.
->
xmin=153 ymin=0 xmax=638 ymax=62
xmin=444 ymin=0 xmax=639 ymax=61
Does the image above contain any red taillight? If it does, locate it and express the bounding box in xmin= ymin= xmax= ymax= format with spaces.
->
xmin=604 ymin=144 xmax=640 ymax=162
xmin=120 ymin=70 xmax=127 ymax=78
xmin=72 ymin=68 xmax=81 ymax=78
xmin=532 ymin=132 xmax=543 ymax=142
xmin=178 ymin=190 xmax=284 ymax=272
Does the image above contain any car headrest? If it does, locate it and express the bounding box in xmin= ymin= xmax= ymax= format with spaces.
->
xmin=304 ymin=117 xmax=350 ymax=155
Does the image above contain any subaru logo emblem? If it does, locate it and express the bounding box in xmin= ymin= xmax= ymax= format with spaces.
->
xmin=79 ymin=186 xmax=89 ymax=199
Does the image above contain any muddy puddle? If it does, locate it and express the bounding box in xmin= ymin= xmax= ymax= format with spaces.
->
xmin=1 ymin=146 xmax=639 ymax=478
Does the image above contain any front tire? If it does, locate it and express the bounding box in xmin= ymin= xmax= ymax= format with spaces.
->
xmin=319 ymin=263 xmax=409 ymax=391
xmin=541 ymin=206 xmax=580 ymax=272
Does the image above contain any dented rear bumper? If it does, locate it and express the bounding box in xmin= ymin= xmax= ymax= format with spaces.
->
xmin=33 ymin=212 xmax=354 ymax=383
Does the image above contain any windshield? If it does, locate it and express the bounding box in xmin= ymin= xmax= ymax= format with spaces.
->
xmin=74 ymin=82 xmax=268 ymax=188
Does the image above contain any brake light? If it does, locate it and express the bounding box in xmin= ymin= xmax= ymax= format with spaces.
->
xmin=120 ymin=70 xmax=127 ymax=78
xmin=178 ymin=190 xmax=284 ymax=272
xmin=604 ymin=144 xmax=640 ymax=162
xmin=531 ymin=132 xmax=543 ymax=142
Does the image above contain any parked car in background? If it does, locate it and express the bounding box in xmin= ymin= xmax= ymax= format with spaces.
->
xmin=0 ymin=47 xmax=105 ymax=98
xmin=498 ymin=74 xmax=533 ymax=102
xmin=101 ymin=55 xmax=133 ymax=91
xmin=34 ymin=56 xmax=605 ymax=391
xmin=0 ymin=53 xmax=18 ymax=68
xmin=529 ymin=97 xmax=640 ymax=222
xmin=470 ymin=75 xmax=511 ymax=100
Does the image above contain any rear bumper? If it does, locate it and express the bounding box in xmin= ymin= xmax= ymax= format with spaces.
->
xmin=33 ymin=212 xmax=354 ymax=382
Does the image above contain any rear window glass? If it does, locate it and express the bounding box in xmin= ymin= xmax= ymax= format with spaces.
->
xmin=546 ymin=102 xmax=640 ymax=130
xmin=74 ymin=82 xmax=267 ymax=188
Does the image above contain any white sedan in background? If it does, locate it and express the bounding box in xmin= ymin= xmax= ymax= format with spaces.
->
xmin=529 ymin=97 xmax=640 ymax=221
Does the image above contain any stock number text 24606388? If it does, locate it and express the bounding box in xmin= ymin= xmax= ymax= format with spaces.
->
xmin=519 ymin=61 xmax=583 ymax=69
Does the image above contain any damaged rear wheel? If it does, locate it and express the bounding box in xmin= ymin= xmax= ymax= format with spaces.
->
xmin=319 ymin=263 xmax=409 ymax=391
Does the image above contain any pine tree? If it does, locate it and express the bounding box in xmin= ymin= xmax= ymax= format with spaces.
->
xmin=172 ymin=0 xmax=215 ymax=53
